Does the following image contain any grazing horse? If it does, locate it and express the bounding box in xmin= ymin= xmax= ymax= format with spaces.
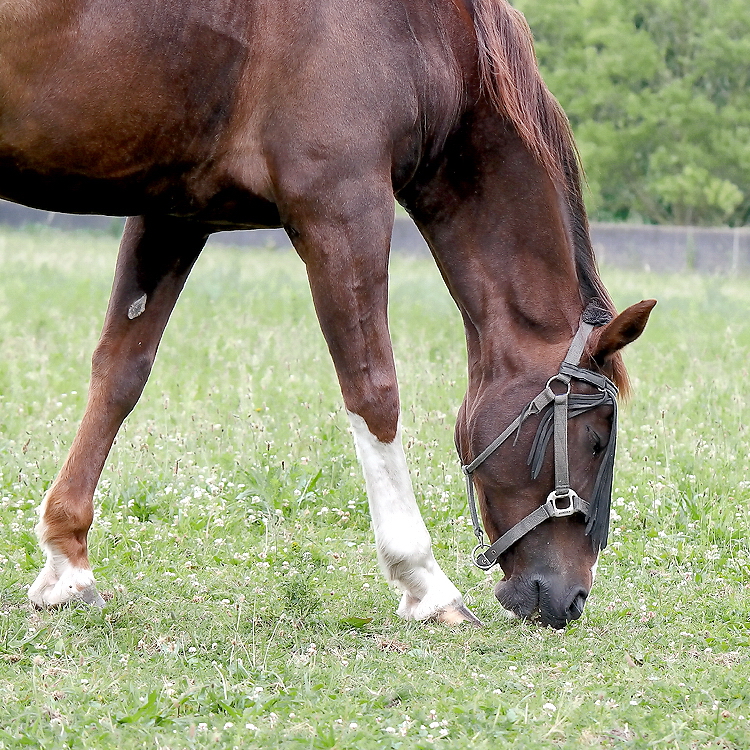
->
xmin=1 ymin=0 xmax=654 ymax=627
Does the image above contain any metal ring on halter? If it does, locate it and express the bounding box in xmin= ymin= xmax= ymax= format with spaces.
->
xmin=545 ymin=374 xmax=571 ymax=396
xmin=472 ymin=543 xmax=494 ymax=571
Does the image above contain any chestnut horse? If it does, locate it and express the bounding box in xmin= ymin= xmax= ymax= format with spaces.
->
xmin=1 ymin=0 xmax=654 ymax=626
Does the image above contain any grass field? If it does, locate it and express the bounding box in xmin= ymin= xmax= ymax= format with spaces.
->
xmin=0 ymin=225 xmax=749 ymax=749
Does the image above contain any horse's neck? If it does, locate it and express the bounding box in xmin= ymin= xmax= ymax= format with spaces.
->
xmin=404 ymin=121 xmax=584 ymax=381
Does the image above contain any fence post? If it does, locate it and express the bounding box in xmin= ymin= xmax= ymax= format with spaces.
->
xmin=732 ymin=227 xmax=740 ymax=273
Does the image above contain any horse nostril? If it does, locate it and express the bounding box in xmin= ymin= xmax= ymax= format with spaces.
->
xmin=566 ymin=588 xmax=588 ymax=621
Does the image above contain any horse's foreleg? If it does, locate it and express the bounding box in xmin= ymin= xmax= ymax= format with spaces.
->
xmin=288 ymin=188 xmax=478 ymax=625
xmin=347 ymin=413 xmax=479 ymax=625
xmin=28 ymin=216 xmax=206 ymax=608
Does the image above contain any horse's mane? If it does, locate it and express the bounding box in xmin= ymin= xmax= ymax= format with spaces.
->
xmin=471 ymin=0 xmax=629 ymax=396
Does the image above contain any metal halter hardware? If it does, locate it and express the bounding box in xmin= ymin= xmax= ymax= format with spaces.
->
xmin=462 ymin=307 xmax=619 ymax=571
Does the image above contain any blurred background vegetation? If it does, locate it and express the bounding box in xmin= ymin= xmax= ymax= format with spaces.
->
xmin=515 ymin=0 xmax=750 ymax=226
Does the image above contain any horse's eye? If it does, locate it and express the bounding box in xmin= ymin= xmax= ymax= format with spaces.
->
xmin=586 ymin=425 xmax=603 ymax=455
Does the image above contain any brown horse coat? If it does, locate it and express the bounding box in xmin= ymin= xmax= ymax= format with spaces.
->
xmin=0 ymin=0 xmax=653 ymax=625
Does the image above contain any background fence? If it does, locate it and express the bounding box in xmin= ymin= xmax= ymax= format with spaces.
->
xmin=2 ymin=199 xmax=748 ymax=273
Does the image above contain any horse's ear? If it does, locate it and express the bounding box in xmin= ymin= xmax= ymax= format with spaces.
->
xmin=590 ymin=300 xmax=656 ymax=364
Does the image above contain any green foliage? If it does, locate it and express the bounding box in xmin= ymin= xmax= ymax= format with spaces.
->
xmin=515 ymin=0 xmax=750 ymax=226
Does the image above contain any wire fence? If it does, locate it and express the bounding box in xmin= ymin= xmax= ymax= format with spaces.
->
xmin=2 ymin=200 xmax=748 ymax=273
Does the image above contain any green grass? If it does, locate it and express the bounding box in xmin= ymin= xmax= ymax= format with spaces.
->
xmin=0 ymin=225 xmax=749 ymax=749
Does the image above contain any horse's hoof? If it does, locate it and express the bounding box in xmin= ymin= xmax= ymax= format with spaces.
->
xmin=28 ymin=563 xmax=102 ymax=609
xmin=76 ymin=584 xmax=106 ymax=609
xmin=434 ymin=603 xmax=484 ymax=627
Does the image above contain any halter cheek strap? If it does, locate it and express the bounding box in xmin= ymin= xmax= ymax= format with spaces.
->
xmin=462 ymin=308 xmax=618 ymax=570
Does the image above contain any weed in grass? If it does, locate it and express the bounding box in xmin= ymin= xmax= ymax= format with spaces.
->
xmin=282 ymin=573 xmax=322 ymax=623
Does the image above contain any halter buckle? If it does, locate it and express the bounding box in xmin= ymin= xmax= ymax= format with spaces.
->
xmin=545 ymin=489 xmax=580 ymax=517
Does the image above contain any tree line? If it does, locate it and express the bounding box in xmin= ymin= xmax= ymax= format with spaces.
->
xmin=514 ymin=0 xmax=749 ymax=226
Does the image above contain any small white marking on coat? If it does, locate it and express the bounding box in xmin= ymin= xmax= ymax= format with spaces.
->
xmin=127 ymin=294 xmax=147 ymax=319
xmin=590 ymin=559 xmax=599 ymax=583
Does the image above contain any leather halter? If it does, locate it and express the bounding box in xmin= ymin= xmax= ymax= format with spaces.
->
xmin=462 ymin=306 xmax=618 ymax=570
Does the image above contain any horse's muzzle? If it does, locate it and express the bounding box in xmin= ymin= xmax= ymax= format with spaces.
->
xmin=494 ymin=575 xmax=589 ymax=628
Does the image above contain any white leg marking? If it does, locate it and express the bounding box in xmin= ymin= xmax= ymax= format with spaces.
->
xmin=27 ymin=495 xmax=102 ymax=608
xmin=348 ymin=412 xmax=465 ymax=620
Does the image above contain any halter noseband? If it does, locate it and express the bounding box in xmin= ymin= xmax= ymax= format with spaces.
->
xmin=462 ymin=304 xmax=619 ymax=571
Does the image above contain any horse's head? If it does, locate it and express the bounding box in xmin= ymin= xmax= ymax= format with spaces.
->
xmin=457 ymin=300 xmax=655 ymax=628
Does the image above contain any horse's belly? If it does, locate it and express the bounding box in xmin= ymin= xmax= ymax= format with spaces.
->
xmin=0 ymin=160 xmax=175 ymax=216
xmin=0 ymin=155 xmax=284 ymax=230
